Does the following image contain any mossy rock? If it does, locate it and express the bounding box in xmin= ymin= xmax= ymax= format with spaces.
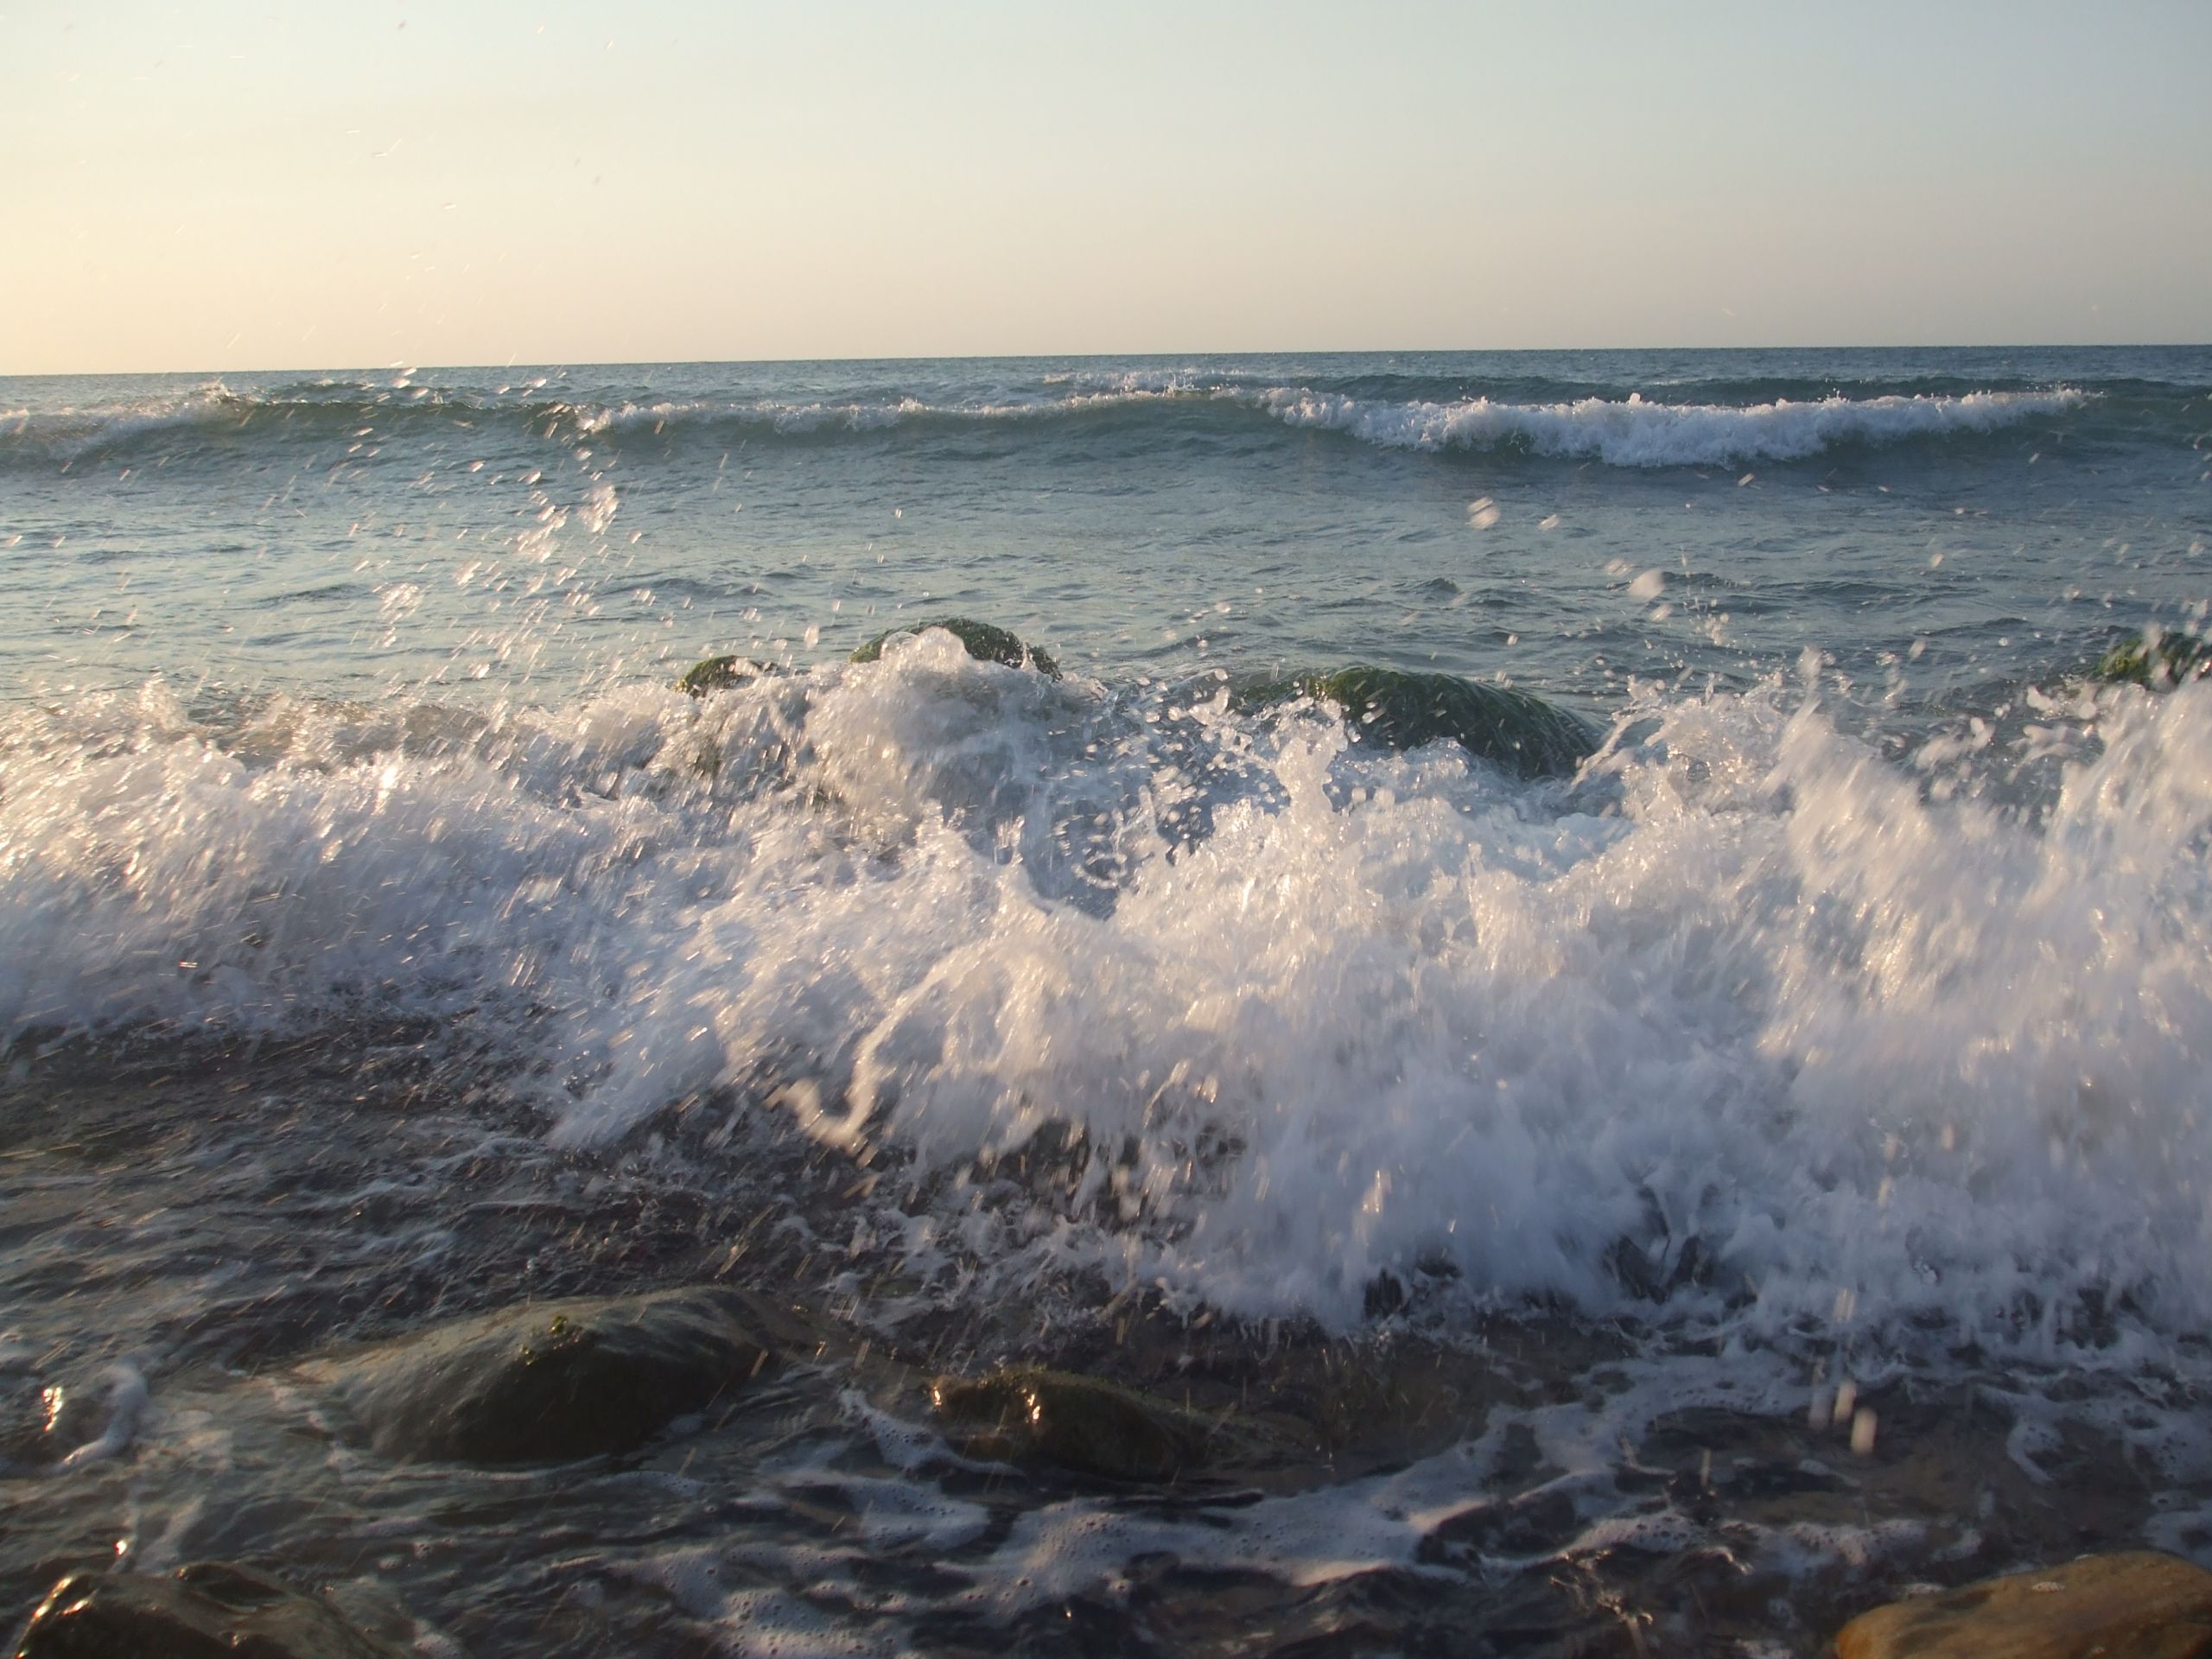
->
xmin=931 ymin=1367 xmax=1264 ymax=1482
xmin=675 ymin=655 xmax=766 ymax=697
xmin=849 ymin=617 xmax=1060 ymax=679
xmin=1238 ymin=665 xmax=1596 ymax=778
xmin=2093 ymin=629 xmax=2212 ymax=689
xmin=14 ymin=1562 xmax=409 ymax=1659
xmin=1834 ymin=1549 xmax=2212 ymax=1658
xmin=321 ymin=1287 xmax=774 ymax=1465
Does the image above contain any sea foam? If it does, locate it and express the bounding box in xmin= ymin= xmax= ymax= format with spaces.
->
xmin=1256 ymin=386 xmax=2090 ymax=466
xmin=3 ymin=638 xmax=2209 ymax=1353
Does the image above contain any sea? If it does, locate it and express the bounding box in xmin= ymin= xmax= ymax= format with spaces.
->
xmin=3 ymin=347 xmax=2210 ymax=1655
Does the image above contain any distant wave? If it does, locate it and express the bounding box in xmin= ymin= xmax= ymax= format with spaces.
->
xmin=2 ymin=378 xmax=2092 ymax=469
xmin=0 ymin=379 xmax=476 ymax=464
xmin=568 ymin=396 xmax=946 ymax=436
xmin=0 ymin=383 xmax=251 ymax=462
xmin=559 ymin=387 xmax=1197 ymax=437
xmin=1039 ymin=365 xmax=1254 ymax=393
xmin=1257 ymin=387 xmax=2092 ymax=467
xmin=561 ymin=383 xmax=2091 ymax=466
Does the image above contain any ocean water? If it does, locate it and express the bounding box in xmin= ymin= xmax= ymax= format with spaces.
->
xmin=4 ymin=347 xmax=2212 ymax=1654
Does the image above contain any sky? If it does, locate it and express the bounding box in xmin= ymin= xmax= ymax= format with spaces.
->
xmin=5 ymin=0 xmax=2209 ymax=373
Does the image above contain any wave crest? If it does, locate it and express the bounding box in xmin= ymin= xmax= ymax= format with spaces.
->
xmin=3 ymin=378 xmax=2089 ymax=468
xmin=1259 ymin=386 xmax=2089 ymax=466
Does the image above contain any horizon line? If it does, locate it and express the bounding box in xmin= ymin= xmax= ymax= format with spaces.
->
xmin=6 ymin=340 xmax=2209 ymax=381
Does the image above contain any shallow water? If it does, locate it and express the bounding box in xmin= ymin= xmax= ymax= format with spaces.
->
xmin=4 ymin=348 xmax=2212 ymax=1654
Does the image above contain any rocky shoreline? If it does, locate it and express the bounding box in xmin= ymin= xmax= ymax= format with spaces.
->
xmin=7 ymin=1029 xmax=2212 ymax=1656
xmin=13 ymin=1257 xmax=2210 ymax=1656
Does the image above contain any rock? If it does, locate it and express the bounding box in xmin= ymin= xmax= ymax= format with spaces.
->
xmin=1363 ymin=1269 xmax=1408 ymax=1319
xmin=1 ymin=1375 xmax=87 ymax=1472
xmin=930 ymin=1367 xmax=1246 ymax=1482
xmin=675 ymin=655 xmax=765 ymax=697
xmin=320 ymin=1287 xmax=774 ymax=1465
xmin=1605 ymin=1233 xmax=1709 ymax=1303
xmin=1834 ymin=1550 xmax=2212 ymax=1659
xmin=13 ymin=1562 xmax=407 ymax=1659
xmin=849 ymin=618 xmax=1061 ymax=678
xmin=0 ymin=1366 xmax=144 ymax=1474
xmin=1238 ymin=665 xmax=1597 ymax=778
xmin=2093 ymin=629 xmax=2212 ymax=689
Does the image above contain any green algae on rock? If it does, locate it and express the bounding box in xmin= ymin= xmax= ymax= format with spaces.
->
xmin=13 ymin=1562 xmax=410 ymax=1659
xmin=849 ymin=617 xmax=1061 ymax=679
xmin=930 ymin=1366 xmax=1273 ymax=1482
xmin=321 ymin=1287 xmax=774 ymax=1465
xmin=2093 ymin=628 xmax=2212 ymax=689
xmin=1834 ymin=1550 xmax=2212 ymax=1659
xmin=1239 ymin=665 xmax=1597 ymax=778
xmin=675 ymin=655 xmax=766 ymax=697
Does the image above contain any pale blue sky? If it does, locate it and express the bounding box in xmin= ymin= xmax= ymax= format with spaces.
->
xmin=6 ymin=0 xmax=2208 ymax=372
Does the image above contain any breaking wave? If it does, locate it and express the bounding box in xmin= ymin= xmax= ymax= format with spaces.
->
xmin=4 ymin=634 xmax=2209 ymax=1355
xmin=1 ymin=378 xmax=2093 ymax=470
xmin=1259 ymin=386 xmax=2092 ymax=465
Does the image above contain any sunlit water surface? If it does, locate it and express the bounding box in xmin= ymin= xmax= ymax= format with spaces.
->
xmin=3 ymin=348 xmax=2211 ymax=1655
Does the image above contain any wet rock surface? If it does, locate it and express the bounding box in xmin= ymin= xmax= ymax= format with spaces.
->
xmin=1 ymin=1374 xmax=86 ymax=1474
xmin=6 ymin=1048 xmax=2212 ymax=1657
xmin=1834 ymin=1550 xmax=2212 ymax=1658
xmin=1237 ymin=664 xmax=1598 ymax=777
xmin=673 ymin=654 xmax=767 ymax=696
xmin=928 ymin=1365 xmax=1299 ymax=1483
xmin=0 ymin=1364 xmax=143 ymax=1478
xmin=849 ymin=617 xmax=1061 ymax=677
xmin=319 ymin=1287 xmax=776 ymax=1464
xmin=12 ymin=1562 xmax=409 ymax=1659
xmin=2094 ymin=627 xmax=2212 ymax=688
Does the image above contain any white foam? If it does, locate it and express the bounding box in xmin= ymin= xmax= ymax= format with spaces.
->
xmin=813 ymin=1473 xmax=990 ymax=1550
xmin=954 ymin=1442 xmax=1501 ymax=1617
xmin=0 ymin=383 xmax=245 ymax=462
xmin=925 ymin=1348 xmax=1877 ymax=1618
xmin=1257 ymin=386 xmax=2088 ymax=466
xmin=4 ymin=657 xmax=2211 ymax=1358
xmin=560 ymin=382 xmax=2085 ymax=467
xmin=54 ymin=1363 xmax=149 ymax=1471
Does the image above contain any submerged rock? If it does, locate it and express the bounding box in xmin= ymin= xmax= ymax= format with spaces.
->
xmin=675 ymin=655 xmax=766 ymax=697
xmin=1834 ymin=1550 xmax=2212 ymax=1658
xmin=1240 ymin=665 xmax=1597 ymax=778
xmin=1 ymin=1365 xmax=144 ymax=1474
xmin=1 ymin=1375 xmax=90 ymax=1472
xmin=849 ymin=617 xmax=1061 ymax=678
xmin=321 ymin=1287 xmax=774 ymax=1465
xmin=931 ymin=1367 xmax=1261 ymax=1482
xmin=2093 ymin=628 xmax=2212 ymax=689
xmin=14 ymin=1562 xmax=408 ymax=1659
